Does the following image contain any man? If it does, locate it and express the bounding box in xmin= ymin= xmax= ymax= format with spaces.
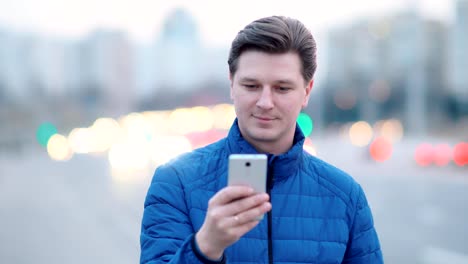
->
xmin=140 ymin=16 xmax=383 ymax=263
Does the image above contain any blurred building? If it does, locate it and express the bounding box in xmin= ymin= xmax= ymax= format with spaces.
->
xmin=0 ymin=30 xmax=33 ymax=102
xmin=153 ymin=8 xmax=204 ymax=91
xmin=0 ymin=30 xmax=85 ymax=108
xmin=0 ymin=30 xmax=70 ymax=149
xmin=136 ymin=7 xmax=230 ymax=110
xmin=134 ymin=42 xmax=158 ymax=99
xmin=325 ymin=20 xmax=383 ymax=125
xmin=324 ymin=10 xmax=450 ymax=134
xmin=388 ymin=12 xmax=449 ymax=135
xmin=79 ymin=30 xmax=135 ymax=117
xmin=30 ymin=38 xmax=72 ymax=99
xmin=448 ymin=0 xmax=468 ymax=119
xmin=2 ymin=7 xmax=230 ymax=119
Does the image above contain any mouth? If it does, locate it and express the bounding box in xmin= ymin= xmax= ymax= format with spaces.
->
xmin=253 ymin=115 xmax=276 ymax=122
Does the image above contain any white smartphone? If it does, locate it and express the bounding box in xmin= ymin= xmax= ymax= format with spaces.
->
xmin=228 ymin=154 xmax=267 ymax=194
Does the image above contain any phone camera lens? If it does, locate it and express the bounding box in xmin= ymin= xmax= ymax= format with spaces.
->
xmin=245 ymin=162 xmax=251 ymax=167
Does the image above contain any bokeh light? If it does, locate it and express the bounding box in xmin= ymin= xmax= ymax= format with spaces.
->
xmin=368 ymin=79 xmax=391 ymax=103
xmin=191 ymin=106 xmax=215 ymax=132
xmin=297 ymin=112 xmax=314 ymax=137
xmin=212 ymin=104 xmax=236 ymax=130
xmin=149 ymin=135 xmax=193 ymax=167
xmin=169 ymin=108 xmax=192 ymax=134
xmin=119 ymin=112 xmax=153 ymax=142
xmin=169 ymin=107 xmax=214 ymax=134
xmin=415 ymin=143 xmax=434 ymax=166
xmin=304 ymin=137 xmax=317 ymax=156
xmin=36 ymin=122 xmax=58 ymax=147
xmin=334 ymin=89 xmax=357 ymax=110
xmin=107 ymin=135 xmax=153 ymax=184
xmin=142 ymin=110 xmax=172 ymax=135
xmin=186 ymin=130 xmax=226 ymax=149
xmin=68 ymin=128 xmax=95 ymax=154
xmin=433 ymin=144 xmax=452 ymax=166
xmin=108 ymin=141 xmax=150 ymax=171
xmin=349 ymin=121 xmax=373 ymax=147
xmin=380 ymin=119 xmax=404 ymax=143
xmin=47 ymin=134 xmax=73 ymax=161
xmin=453 ymin=142 xmax=468 ymax=166
xmin=369 ymin=137 xmax=392 ymax=162
xmin=91 ymin=117 xmax=123 ymax=152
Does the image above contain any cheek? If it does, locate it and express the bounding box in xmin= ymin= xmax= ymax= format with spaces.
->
xmin=233 ymin=96 xmax=250 ymax=114
xmin=280 ymin=97 xmax=303 ymax=116
xmin=235 ymin=93 xmax=257 ymax=106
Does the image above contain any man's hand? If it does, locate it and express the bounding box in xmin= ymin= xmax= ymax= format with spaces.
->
xmin=195 ymin=185 xmax=272 ymax=260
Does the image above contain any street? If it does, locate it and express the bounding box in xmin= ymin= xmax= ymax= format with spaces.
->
xmin=1 ymin=137 xmax=467 ymax=264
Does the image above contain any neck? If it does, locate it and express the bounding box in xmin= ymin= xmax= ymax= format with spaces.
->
xmin=254 ymin=141 xmax=292 ymax=155
xmin=241 ymin=132 xmax=295 ymax=155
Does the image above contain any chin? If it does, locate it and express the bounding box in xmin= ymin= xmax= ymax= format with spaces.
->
xmin=249 ymin=130 xmax=278 ymax=142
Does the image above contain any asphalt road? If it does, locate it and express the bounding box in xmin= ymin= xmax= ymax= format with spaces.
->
xmin=1 ymin=139 xmax=467 ymax=264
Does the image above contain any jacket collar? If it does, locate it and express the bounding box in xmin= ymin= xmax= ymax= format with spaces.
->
xmin=226 ymin=119 xmax=305 ymax=182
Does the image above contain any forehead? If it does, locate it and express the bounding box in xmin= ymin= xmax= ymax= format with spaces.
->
xmin=234 ymin=50 xmax=303 ymax=84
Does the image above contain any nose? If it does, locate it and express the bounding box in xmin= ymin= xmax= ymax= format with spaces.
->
xmin=256 ymin=87 xmax=274 ymax=109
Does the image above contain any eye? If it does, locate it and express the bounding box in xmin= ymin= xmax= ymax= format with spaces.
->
xmin=277 ymin=87 xmax=291 ymax=92
xmin=243 ymin=84 xmax=258 ymax=89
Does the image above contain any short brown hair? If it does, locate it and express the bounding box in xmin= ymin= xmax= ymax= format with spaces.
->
xmin=228 ymin=16 xmax=317 ymax=82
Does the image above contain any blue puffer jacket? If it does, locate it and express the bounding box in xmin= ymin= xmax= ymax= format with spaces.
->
xmin=141 ymin=120 xmax=383 ymax=263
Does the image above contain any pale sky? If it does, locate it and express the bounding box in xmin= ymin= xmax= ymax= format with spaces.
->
xmin=0 ymin=0 xmax=455 ymax=46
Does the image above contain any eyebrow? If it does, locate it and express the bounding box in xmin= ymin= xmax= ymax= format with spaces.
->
xmin=238 ymin=77 xmax=258 ymax=83
xmin=238 ymin=77 xmax=297 ymax=85
xmin=276 ymin=79 xmax=296 ymax=85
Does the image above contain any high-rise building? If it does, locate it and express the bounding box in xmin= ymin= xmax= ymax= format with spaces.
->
xmin=135 ymin=7 xmax=230 ymax=109
xmin=153 ymin=8 xmax=204 ymax=92
xmin=448 ymin=0 xmax=468 ymax=118
xmin=0 ymin=30 xmax=79 ymax=102
xmin=324 ymin=10 xmax=449 ymax=134
xmin=388 ymin=11 xmax=428 ymax=135
xmin=80 ymin=30 xmax=135 ymax=116
xmin=326 ymin=20 xmax=384 ymax=124
xmin=0 ymin=30 xmax=30 ymax=101
xmin=29 ymin=37 xmax=71 ymax=98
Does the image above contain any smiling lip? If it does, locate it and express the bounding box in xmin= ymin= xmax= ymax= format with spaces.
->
xmin=254 ymin=115 xmax=275 ymax=121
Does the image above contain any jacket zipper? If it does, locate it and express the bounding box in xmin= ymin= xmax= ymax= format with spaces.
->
xmin=266 ymin=158 xmax=275 ymax=264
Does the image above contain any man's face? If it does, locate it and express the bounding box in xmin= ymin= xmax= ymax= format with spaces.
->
xmin=230 ymin=50 xmax=313 ymax=154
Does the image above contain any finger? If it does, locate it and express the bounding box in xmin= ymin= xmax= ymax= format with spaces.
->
xmin=230 ymin=218 xmax=262 ymax=238
xmin=233 ymin=202 xmax=271 ymax=225
xmin=219 ymin=193 xmax=269 ymax=217
xmin=212 ymin=216 xmax=261 ymax=244
xmin=209 ymin=185 xmax=255 ymax=207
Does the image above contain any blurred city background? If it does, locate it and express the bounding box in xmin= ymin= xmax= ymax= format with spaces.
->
xmin=0 ymin=0 xmax=467 ymax=263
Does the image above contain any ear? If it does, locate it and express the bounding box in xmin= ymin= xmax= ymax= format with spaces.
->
xmin=302 ymin=79 xmax=314 ymax=108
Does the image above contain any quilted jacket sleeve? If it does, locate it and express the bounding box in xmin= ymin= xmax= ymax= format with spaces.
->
xmin=343 ymin=184 xmax=384 ymax=263
xmin=140 ymin=165 xmax=215 ymax=264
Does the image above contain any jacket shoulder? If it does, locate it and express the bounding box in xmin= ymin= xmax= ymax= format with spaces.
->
xmin=303 ymin=152 xmax=362 ymax=207
xmin=151 ymin=138 xmax=228 ymax=187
